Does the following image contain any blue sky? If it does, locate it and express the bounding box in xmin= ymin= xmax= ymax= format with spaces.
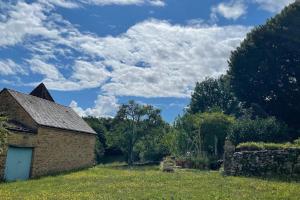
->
xmin=0 ymin=0 xmax=295 ymax=122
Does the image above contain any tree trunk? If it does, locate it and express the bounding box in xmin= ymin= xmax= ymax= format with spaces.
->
xmin=128 ymin=141 xmax=133 ymax=166
xmin=214 ymin=135 xmax=218 ymax=156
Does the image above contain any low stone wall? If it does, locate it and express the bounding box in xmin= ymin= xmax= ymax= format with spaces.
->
xmin=224 ymin=141 xmax=300 ymax=178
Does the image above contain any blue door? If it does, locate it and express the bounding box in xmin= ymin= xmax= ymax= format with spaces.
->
xmin=4 ymin=147 xmax=33 ymax=181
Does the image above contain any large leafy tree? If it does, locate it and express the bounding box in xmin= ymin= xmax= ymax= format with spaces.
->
xmin=228 ymin=2 xmax=300 ymax=129
xmin=189 ymin=75 xmax=240 ymax=116
xmin=109 ymin=100 xmax=164 ymax=165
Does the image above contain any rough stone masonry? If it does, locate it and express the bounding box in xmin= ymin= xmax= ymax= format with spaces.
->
xmin=224 ymin=141 xmax=300 ymax=178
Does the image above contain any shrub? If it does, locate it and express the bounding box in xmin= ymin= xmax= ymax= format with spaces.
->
xmin=227 ymin=117 xmax=288 ymax=145
xmin=172 ymin=112 xmax=234 ymax=159
xmin=175 ymin=155 xmax=212 ymax=170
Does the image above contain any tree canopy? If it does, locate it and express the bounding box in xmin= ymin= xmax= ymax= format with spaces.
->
xmin=108 ymin=100 xmax=165 ymax=165
xmin=228 ymin=2 xmax=300 ymax=130
xmin=189 ymin=75 xmax=240 ymax=116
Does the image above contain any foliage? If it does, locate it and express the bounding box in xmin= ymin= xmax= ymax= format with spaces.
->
xmin=1 ymin=164 xmax=300 ymax=199
xmin=189 ymin=76 xmax=240 ymax=116
xmin=294 ymin=138 xmax=300 ymax=145
xmin=228 ymin=2 xmax=300 ymax=130
xmin=170 ymin=112 xmax=234 ymax=158
xmin=135 ymin=125 xmax=169 ymax=162
xmin=107 ymin=100 xmax=166 ymax=165
xmin=236 ymin=139 xmax=300 ymax=151
xmin=84 ymin=117 xmax=113 ymax=163
xmin=228 ymin=117 xmax=288 ymax=145
xmin=0 ymin=115 xmax=8 ymax=155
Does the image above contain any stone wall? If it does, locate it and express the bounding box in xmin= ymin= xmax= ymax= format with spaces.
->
xmin=31 ymin=127 xmax=96 ymax=178
xmin=0 ymin=90 xmax=38 ymax=131
xmin=224 ymin=141 xmax=300 ymax=178
xmin=0 ymin=127 xmax=96 ymax=180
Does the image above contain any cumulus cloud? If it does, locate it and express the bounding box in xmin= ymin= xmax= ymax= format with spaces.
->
xmin=0 ymin=2 xmax=58 ymax=47
xmin=27 ymin=57 xmax=64 ymax=80
xmin=0 ymin=59 xmax=26 ymax=75
xmin=211 ymin=0 xmax=247 ymax=20
xmin=211 ymin=0 xmax=295 ymax=20
xmin=39 ymin=0 xmax=80 ymax=8
xmin=83 ymin=20 xmax=251 ymax=97
xmin=38 ymin=0 xmax=166 ymax=7
xmin=0 ymin=1 xmax=251 ymax=98
xmin=253 ymin=0 xmax=295 ymax=12
xmin=70 ymin=95 xmax=119 ymax=117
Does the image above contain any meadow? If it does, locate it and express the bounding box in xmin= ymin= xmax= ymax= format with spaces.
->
xmin=0 ymin=164 xmax=300 ymax=200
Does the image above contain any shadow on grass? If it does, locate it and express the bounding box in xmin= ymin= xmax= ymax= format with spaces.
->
xmin=226 ymin=173 xmax=300 ymax=183
xmin=102 ymin=161 xmax=160 ymax=171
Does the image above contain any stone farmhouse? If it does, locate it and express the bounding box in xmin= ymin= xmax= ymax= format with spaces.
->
xmin=0 ymin=83 xmax=96 ymax=181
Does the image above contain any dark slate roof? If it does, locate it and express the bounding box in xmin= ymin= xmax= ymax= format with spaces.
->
xmin=6 ymin=89 xmax=96 ymax=134
xmin=30 ymin=83 xmax=55 ymax=102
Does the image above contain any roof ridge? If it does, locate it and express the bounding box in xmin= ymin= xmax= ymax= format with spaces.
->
xmin=6 ymin=88 xmax=70 ymax=109
xmin=4 ymin=88 xmax=96 ymax=134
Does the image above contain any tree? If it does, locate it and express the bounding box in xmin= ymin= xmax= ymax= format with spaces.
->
xmin=109 ymin=100 xmax=164 ymax=165
xmin=228 ymin=2 xmax=300 ymax=130
xmin=84 ymin=117 xmax=113 ymax=163
xmin=189 ymin=75 xmax=240 ymax=116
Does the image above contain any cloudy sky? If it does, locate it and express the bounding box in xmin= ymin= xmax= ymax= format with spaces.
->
xmin=0 ymin=0 xmax=295 ymax=122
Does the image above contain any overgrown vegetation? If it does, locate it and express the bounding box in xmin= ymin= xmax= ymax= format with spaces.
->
xmin=236 ymin=139 xmax=300 ymax=151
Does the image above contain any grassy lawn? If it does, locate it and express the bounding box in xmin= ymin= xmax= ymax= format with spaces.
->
xmin=0 ymin=164 xmax=300 ymax=200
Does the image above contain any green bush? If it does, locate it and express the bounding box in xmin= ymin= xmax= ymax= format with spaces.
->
xmin=236 ymin=140 xmax=300 ymax=151
xmin=227 ymin=117 xmax=288 ymax=145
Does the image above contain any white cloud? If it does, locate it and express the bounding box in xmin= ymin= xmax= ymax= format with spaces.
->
xmin=148 ymin=0 xmax=165 ymax=7
xmin=0 ymin=59 xmax=26 ymax=75
xmin=46 ymin=0 xmax=166 ymax=7
xmin=79 ymin=20 xmax=251 ymax=97
xmin=70 ymin=95 xmax=119 ymax=117
xmin=253 ymin=0 xmax=295 ymax=12
xmin=211 ymin=0 xmax=294 ymax=21
xmin=27 ymin=57 xmax=64 ymax=80
xmin=211 ymin=0 xmax=247 ymax=20
xmin=0 ymin=2 xmax=61 ymax=47
xmin=81 ymin=0 xmax=143 ymax=6
xmin=0 ymin=1 xmax=251 ymax=98
xmin=38 ymin=0 xmax=80 ymax=8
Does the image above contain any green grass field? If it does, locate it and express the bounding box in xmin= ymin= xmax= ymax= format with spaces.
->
xmin=0 ymin=164 xmax=300 ymax=200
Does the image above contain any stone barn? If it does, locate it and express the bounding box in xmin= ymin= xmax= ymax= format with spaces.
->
xmin=0 ymin=83 xmax=96 ymax=181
